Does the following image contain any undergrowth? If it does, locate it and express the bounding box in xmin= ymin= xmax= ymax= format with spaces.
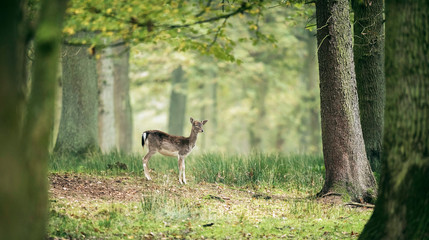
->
xmin=49 ymin=152 xmax=324 ymax=191
xmin=48 ymin=152 xmax=372 ymax=239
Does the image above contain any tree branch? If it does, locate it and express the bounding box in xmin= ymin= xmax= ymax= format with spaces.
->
xmin=84 ymin=2 xmax=252 ymax=38
xmin=158 ymin=2 xmax=252 ymax=29
xmin=207 ymin=17 xmax=228 ymax=49
xmin=195 ymin=0 xmax=213 ymax=18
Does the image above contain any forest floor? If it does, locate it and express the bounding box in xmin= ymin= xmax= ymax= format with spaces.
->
xmin=48 ymin=171 xmax=372 ymax=239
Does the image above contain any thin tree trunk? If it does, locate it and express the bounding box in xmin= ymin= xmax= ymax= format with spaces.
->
xmin=359 ymin=0 xmax=429 ymax=238
xmin=275 ymin=123 xmax=286 ymax=151
xmin=301 ymin=32 xmax=321 ymax=154
xmin=0 ymin=0 xmax=67 ymax=238
xmin=55 ymin=32 xmax=99 ymax=155
xmin=248 ymin=77 xmax=268 ymax=150
xmin=315 ymin=0 xmax=376 ymax=202
xmin=200 ymin=85 xmax=207 ymax=150
xmin=208 ymin=80 xmax=218 ymax=150
xmin=98 ymin=42 xmax=117 ymax=153
xmin=113 ymin=43 xmax=133 ymax=153
xmin=307 ymin=33 xmax=321 ymax=154
xmin=352 ymin=0 xmax=385 ymax=172
xmin=211 ymin=80 xmax=218 ymax=135
xmin=168 ymin=65 xmax=188 ymax=136
xmin=198 ymin=79 xmax=218 ymax=151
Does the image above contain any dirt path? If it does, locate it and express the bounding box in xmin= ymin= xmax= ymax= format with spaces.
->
xmin=49 ymin=173 xmax=259 ymax=204
xmin=49 ymin=173 xmax=147 ymax=201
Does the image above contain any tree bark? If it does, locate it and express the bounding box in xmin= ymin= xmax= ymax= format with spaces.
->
xmin=0 ymin=0 xmax=67 ymax=238
xmin=359 ymin=0 xmax=429 ymax=238
xmin=0 ymin=1 xmax=30 ymax=238
xmin=98 ymin=42 xmax=117 ymax=153
xmin=0 ymin=0 xmax=27 ymax=145
xmin=352 ymin=0 xmax=385 ymax=172
xmin=315 ymin=0 xmax=376 ymax=202
xmin=55 ymin=32 xmax=99 ymax=155
xmin=112 ymin=43 xmax=133 ymax=153
xmin=168 ymin=65 xmax=188 ymax=136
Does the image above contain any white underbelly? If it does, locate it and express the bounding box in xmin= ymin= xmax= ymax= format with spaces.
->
xmin=159 ymin=149 xmax=179 ymax=157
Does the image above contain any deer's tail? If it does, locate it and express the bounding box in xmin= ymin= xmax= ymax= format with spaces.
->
xmin=142 ymin=131 xmax=149 ymax=149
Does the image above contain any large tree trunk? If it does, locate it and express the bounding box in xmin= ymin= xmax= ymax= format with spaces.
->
xmin=315 ymin=0 xmax=376 ymax=202
xmin=168 ymin=65 xmax=188 ymax=136
xmin=0 ymin=0 xmax=67 ymax=238
xmin=55 ymin=33 xmax=99 ymax=155
xmin=112 ymin=43 xmax=133 ymax=153
xmin=352 ymin=0 xmax=385 ymax=172
xmin=0 ymin=1 xmax=30 ymax=238
xmin=359 ymin=0 xmax=429 ymax=238
xmin=98 ymin=42 xmax=117 ymax=153
xmin=0 ymin=0 xmax=27 ymax=143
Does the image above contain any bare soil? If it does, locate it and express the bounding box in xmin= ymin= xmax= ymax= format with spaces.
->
xmin=49 ymin=173 xmax=146 ymax=201
xmin=49 ymin=173 xmax=257 ymax=204
xmin=49 ymin=173 xmax=367 ymax=208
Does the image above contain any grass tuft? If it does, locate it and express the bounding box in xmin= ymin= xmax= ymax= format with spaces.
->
xmin=49 ymin=152 xmax=324 ymax=191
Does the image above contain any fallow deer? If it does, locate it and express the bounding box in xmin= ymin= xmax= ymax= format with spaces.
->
xmin=141 ymin=117 xmax=208 ymax=184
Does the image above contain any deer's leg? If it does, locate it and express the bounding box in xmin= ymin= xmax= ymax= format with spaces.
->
xmin=178 ymin=156 xmax=185 ymax=184
xmin=182 ymin=157 xmax=187 ymax=184
xmin=143 ymin=151 xmax=156 ymax=181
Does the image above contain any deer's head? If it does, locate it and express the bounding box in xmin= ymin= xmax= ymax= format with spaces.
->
xmin=190 ymin=117 xmax=208 ymax=133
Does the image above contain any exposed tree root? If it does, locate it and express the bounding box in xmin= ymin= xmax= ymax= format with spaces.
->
xmin=344 ymin=202 xmax=375 ymax=208
xmin=319 ymin=192 xmax=342 ymax=198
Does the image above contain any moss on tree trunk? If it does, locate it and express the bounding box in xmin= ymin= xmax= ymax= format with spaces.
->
xmin=359 ymin=0 xmax=429 ymax=238
xmin=55 ymin=32 xmax=99 ymax=155
xmin=352 ymin=0 xmax=385 ymax=172
xmin=315 ymin=0 xmax=377 ymax=202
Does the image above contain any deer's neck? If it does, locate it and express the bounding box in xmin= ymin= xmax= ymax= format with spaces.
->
xmin=188 ymin=129 xmax=198 ymax=145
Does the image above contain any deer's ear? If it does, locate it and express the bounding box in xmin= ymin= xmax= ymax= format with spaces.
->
xmin=190 ymin=117 xmax=194 ymax=124
xmin=202 ymin=120 xmax=208 ymax=125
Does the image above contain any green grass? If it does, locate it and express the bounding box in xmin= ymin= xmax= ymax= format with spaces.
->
xmin=192 ymin=153 xmax=324 ymax=191
xmin=48 ymin=152 xmax=372 ymax=239
xmin=49 ymin=152 xmax=325 ymax=191
xmin=49 ymin=196 xmax=370 ymax=239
